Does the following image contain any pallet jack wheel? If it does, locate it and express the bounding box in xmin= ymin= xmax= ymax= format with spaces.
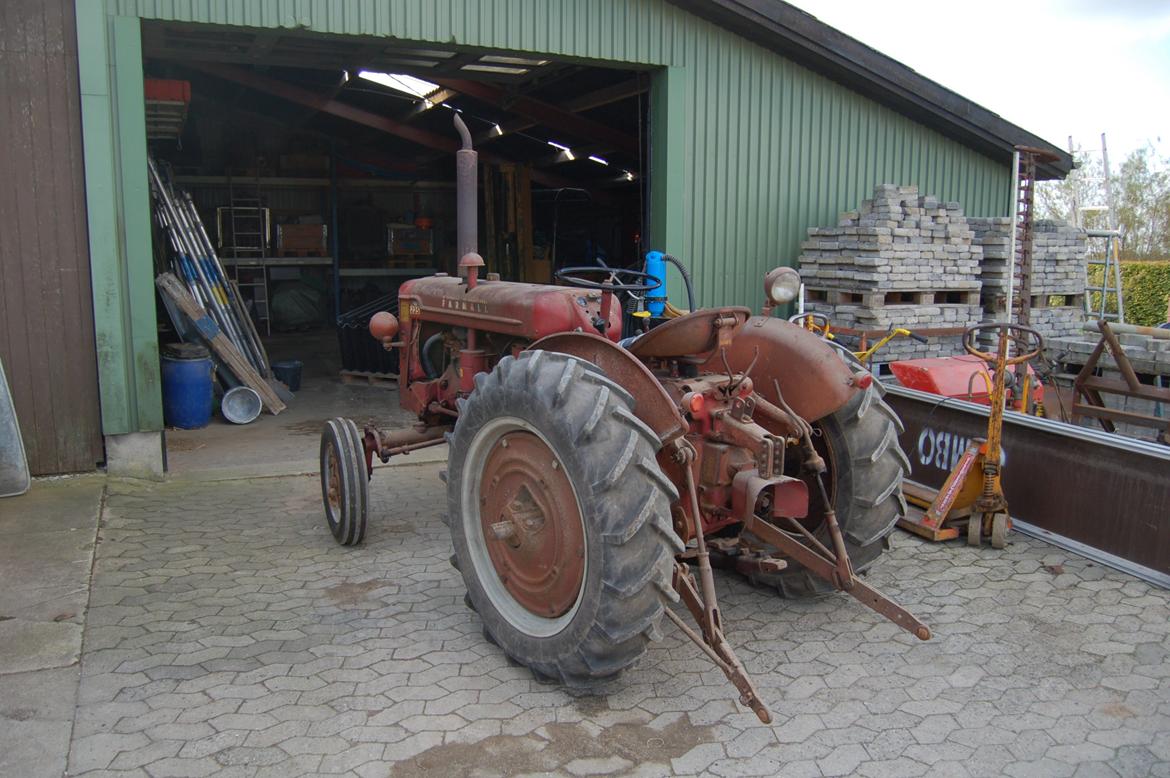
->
xmin=990 ymin=513 xmax=1009 ymax=549
xmin=320 ymin=417 xmax=368 ymax=546
xmin=967 ymin=514 xmax=983 ymax=547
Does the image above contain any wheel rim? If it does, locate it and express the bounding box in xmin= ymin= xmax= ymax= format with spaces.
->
xmin=462 ymin=417 xmax=587 ymax=638
xmin=324 ymin=438 xmax=342 ymax=531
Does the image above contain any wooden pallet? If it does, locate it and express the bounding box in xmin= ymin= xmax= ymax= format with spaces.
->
xmin=275 ymin=248 xmax=326 ymax=257
xmin=340 ymin=370 xmax=399 ymax=387
xmin=805 ymin=287 xmax=980 ymax=307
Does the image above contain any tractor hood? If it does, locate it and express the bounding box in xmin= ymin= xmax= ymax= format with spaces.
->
xmin=399 ymin=275 xmax=623 ymax=342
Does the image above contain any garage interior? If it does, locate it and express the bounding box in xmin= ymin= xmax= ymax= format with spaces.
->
xmin=141 ymin=22 xmax=652 ymax=473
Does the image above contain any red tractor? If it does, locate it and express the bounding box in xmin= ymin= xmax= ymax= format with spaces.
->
xmin=319 ymin=118 xmax=928 ymax=722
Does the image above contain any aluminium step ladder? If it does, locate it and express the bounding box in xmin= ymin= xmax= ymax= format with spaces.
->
xmin=1083 ymin=230 xmax=1125 ymax=323
xmin=1082 ymin=134 xmax=1126 ymax=324
xmin=223 ymin=170 xmax=272 ymax=335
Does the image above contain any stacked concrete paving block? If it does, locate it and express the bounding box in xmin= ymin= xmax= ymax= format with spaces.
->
xmin=1045 ymin=329 xmax=1170 ymax=440
xmin=798 ymin=184 xmax=983 ymax=362
xmin=1047 ymin=330 xmax=1170 ymax=376
xmin=968 ymin=217 xmax=1087 ymax=340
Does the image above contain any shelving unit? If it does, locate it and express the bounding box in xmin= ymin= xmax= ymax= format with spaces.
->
xmin=179 ymin=166 xmax=442 ymax=323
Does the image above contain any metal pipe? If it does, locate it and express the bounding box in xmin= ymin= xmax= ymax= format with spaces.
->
xmin=1083 ymin=321 xmax=1170 ymax=341
xmin=149 ymin=160 xmax=248 ymax=356
xmin=454 ymin=114 xmax=478 ymax=267
xmin=166 ymin=186 xmax=253 ymax=361
xmin=178 ymin=193 xmax=254 ymax=353
xmin=1005 ymin=149 xmax=1021 ymax=326
xmin=178 ymin=192 xmax=269 ymax=373
xmin=176 ymin=193 xmax=268 ymax=372
xmin=374 ymin=424 xmax=452 ymax=452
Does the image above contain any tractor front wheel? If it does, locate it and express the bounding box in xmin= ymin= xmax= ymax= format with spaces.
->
xmin=447 ymin=351 xmax=681 ymax=686
xmin=319 ymin=417 xmax=368 ymax=546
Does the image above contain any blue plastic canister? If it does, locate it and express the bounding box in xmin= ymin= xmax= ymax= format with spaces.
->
xmin=644 ymin=250 xmax=667 ymax=315
xmin=160 ymin=343 xmax=214 ymax=429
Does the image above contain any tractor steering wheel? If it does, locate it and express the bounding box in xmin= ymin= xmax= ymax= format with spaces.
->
xmin=962 ymin=323 xmax=1044 ymax=366
xmin=555 ymin=266 xmax=662 ymax=294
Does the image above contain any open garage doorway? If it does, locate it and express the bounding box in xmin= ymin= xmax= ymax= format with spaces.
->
xmin=138 ymin=22 xmax=654 ymax=475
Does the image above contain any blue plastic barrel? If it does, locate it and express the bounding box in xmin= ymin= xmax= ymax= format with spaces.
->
xmin=271 ymin=359 xmax=303 ymax=392
xmin=161 ymin=343 xmax=214 ymax=429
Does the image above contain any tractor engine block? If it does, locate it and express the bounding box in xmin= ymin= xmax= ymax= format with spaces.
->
xmin=657 ymin=373 xmax=809 ymax=541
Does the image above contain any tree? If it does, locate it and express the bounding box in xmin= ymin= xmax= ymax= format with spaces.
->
xmin=1036 ymin=141 xmax=1170 ymax=259
xmin=1035 ymin=145 xmax=1108 ymax=230
xmin=1115 ymin=146 xmax=1170 ymax=259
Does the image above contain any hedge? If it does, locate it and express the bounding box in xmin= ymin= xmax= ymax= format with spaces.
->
xmin=1087 ymin=260 xmax=1170 ymax=327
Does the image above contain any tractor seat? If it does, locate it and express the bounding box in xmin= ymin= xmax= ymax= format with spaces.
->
xmin=626 ymin=307 xmax=753 ymax=360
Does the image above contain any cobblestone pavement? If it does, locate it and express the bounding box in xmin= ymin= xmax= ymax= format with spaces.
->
xmin=72 ymin=466 xmax=1170 ymax=778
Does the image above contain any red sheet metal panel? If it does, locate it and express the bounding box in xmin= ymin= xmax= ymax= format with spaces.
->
xmin=0 ymin=0 xmax=104 ymax=474
xmin=889 ymin=356 xmax=1043 ymax=407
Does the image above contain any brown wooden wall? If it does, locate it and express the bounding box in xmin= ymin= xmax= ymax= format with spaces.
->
xmin=0 ymin=0 xmax=104 ymax=474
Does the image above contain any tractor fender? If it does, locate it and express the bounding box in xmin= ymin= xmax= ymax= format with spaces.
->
xmin=527 ymin=332 xmax=688 ymax=445
xmin=702 ymin=316 xmax=858 ymax=423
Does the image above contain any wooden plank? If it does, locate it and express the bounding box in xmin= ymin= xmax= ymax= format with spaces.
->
xmin=228 ymin=279 xmax=271 ymax=376
xmin=482 ymin=164 xmax=497 ymax=268
xmin=339 ymin=370 xmax=398 ymax=387
xmin=502 ymin=165 xmax=517 ymax=281
xmin=502 ymin=164 xmax=517 ymax=234
xmin=155 ymin=274 xmax=286 ymax=415
xmin=516 ymin=165 xmax=542 ymax=283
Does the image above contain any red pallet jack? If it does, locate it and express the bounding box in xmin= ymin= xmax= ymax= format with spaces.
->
xmin=900 ymin=323 xmax=1044 ymax=547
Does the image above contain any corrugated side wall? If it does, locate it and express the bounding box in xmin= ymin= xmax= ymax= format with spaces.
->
xmin=1 ymin=0 xmax=105 ymax=474
xmin=107 ymin=0 xmax=1010 ymax=310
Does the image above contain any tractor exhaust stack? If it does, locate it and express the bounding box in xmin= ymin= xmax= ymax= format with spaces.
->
xmin=454 ymin=114 xmax=478 ymax=266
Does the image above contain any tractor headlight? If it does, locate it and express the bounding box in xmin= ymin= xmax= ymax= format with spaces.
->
xmin=764 ymin=267 xmax=801 ymax=305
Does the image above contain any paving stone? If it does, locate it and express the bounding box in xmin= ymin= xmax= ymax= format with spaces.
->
xmin=819 ymin=742 xmax=870 ymax=776
xmin=45 ymin=469 xmax=1170 ymax=778
xmin=318 ymin=742 xmax=386 ymax=773
xmin=565 ymin=755 xmax=634 ymax=775
xmin=69 ymin=732 xmax=151 ymax=773
xmin=671 ymin=742 xmax=726 ymax=774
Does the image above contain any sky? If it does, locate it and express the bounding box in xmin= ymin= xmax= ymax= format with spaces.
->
xmin=788 ymin=0 xmax=1170 ymax=164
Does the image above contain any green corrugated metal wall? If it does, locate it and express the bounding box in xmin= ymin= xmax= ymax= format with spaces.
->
xmin=86 ymin=0 xmax=1011 ymax=432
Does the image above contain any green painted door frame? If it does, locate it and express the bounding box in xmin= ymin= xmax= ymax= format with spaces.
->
xmin=649 ymin=66 xmax=689 ymax=304
xmin=75 ymin=6 xmax=161 ymax=436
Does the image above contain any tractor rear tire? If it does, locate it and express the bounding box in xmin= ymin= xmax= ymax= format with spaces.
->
xmin=447 ymin=351 xmax=681 ymax=686
xmin=752 ymin=380 xmax=910 ymax=597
